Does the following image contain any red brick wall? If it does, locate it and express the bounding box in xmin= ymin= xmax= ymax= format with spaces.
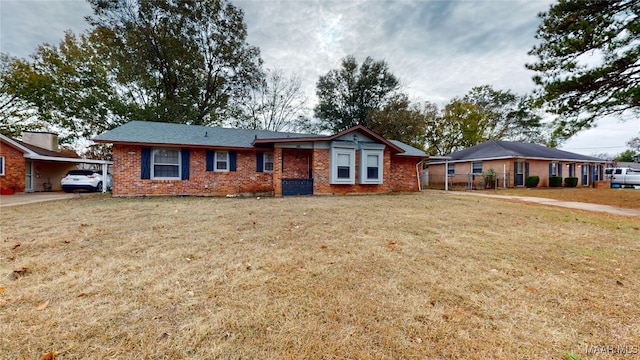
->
xmin=112 ymin=144 xmax=423 ymax=196
xmin=112 ymin=145 xmax=272 ymax=196
xmin=282 ymin=148 xmax=312 ymax=178
xmin=311 ymin=148 xmax=418 ymax=195
xmin=0 ymin=141 xmax=26 ymax=192
xmin=389 ymin=156 xmax=421 ymax=191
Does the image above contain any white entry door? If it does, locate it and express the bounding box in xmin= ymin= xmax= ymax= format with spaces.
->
xmin=25 ymin=160 xmax=33 ymax=192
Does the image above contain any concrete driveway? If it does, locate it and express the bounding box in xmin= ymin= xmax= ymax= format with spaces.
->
xmin=0 ymin=192 xmax=81 ymax=207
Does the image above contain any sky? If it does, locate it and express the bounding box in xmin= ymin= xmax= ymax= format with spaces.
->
xmin=1 ymin=0 xmax=638 ymax=157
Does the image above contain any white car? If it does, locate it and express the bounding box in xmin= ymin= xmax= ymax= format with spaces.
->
xmin=61 ymin=170 xmax=111 ymax=193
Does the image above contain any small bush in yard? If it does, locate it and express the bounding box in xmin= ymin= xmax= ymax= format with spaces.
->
xmin=525 ymin=175 xmax=540 ymax=188
xmin=549 ymin=176 xmax=563 ymax=187
xmin=564 ymin=177 xmax=578 ymax=187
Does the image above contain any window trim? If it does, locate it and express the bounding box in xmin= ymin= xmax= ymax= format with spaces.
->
xmin=447 ymin=164 xmax=455 ymax=175
xmin=263 ymin=152 xmax=274 ymax=173
xmin=471 ymin=161 xmax=483 ymax=174
xmin=214 ymin=151 xmax=229 ymax=172
xmin=151 ymin=148 xmax=181 ymax=180
xmin=359 ymin=149 xmax=384 ymax=184
xmin=330 ymin=145 xmax=356 ymax=184
xmin=0 ymin=155 xmax=4 ymax=176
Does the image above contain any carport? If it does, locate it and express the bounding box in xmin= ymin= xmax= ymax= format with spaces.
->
xmin=1 ymin=133 xmax=112 ymax=194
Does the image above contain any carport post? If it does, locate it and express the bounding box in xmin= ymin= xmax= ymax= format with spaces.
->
xmin=102 ymin=162 xmax=108 ymax=193
xmin=444 ymin=159 xmax=449 ymax=191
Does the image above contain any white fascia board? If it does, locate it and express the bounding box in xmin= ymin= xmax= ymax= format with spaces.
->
xmin=24 ymin=154 xmax=113 ymax=165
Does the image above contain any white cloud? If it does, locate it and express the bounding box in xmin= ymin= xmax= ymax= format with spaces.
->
xmin=0 ymin=0 xmax=636 ymax=155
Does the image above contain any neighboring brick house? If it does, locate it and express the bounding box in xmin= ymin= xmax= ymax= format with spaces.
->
xmin=0 ymin=132 xmax=111 ymax=193
xmin=426 ymin=140 xmax=607 ymax=188
xmin=93 ymin=121 xmax=428 ymax=196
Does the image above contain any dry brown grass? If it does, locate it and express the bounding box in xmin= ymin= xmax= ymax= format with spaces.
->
xmin=480 ymin=187 xmax=640 ymax=210
xmin=1 ymin=193 xmax=639 ymax=359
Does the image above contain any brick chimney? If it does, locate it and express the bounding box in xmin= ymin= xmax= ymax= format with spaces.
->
xmin=22 ymin=131 xmax=59 ymax=152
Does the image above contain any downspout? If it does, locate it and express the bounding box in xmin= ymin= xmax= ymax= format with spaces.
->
xmin=415 ymin=159 xmax=425 ymax=191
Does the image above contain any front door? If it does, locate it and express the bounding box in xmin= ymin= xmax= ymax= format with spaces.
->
xmin=581 ymin=164 xmax=589 ymax=186
xmin=25 ymin=160 xmax=33 ymax=192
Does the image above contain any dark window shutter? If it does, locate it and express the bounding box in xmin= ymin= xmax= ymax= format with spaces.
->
xmin=230 ymin=151 xmax=237 ymax=171
xmin=549 ymin=163 xmax=552 ymax=176
xmin=206 ymin=150 xmax=214 ymax=171
xmin=525 ymin=162 xmax=530 ymax=177
xmin=181 ymin=149 xmax=190 ymax=180
xmin=256 ymin=152 xmax=264 ymax=172
xmin=141 ymin=148 xmax=151 ymax=179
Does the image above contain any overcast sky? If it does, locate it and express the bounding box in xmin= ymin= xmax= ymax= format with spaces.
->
xmin=1 ymin=0 xmax=637 ymax=156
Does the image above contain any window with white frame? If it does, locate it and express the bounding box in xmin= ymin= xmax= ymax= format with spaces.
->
xmin=447 ymin=164 xmax=455 ymax=175
xmin=215 ymin=151 xmax=229 ymax=172
xmin=359 ymin=149 xmax=384 ymax=184
xmin=0 ymin=155 xmax=4 ymax=176
xmin=472 ymin=162 xmax=483 ymax=174
xmin=152 ymin=148 xmax=180 ymax=179
xmin=264 ymin=152 xmax=274 ymax=172
xmin=550 ymin=162 xmax=559 ymax=176
xmin=330 ymin=146 xmax=355 ymax=184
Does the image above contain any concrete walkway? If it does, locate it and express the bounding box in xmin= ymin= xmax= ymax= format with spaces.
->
xmin=445 ymin=191 xmax=640 ymax=218
xmin=0 ymin=192 xmax=80 ymax=207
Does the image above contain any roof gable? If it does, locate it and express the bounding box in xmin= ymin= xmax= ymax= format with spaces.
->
xmin=447 ymin=140 xmax=603 ymax=162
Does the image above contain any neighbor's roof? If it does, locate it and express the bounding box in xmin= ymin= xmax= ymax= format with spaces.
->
xmin=94 ymin=121 xmax=314 ymax=149
xmin=94 ymin=121 xmax=427 ymax=156
xmin=434 ymin=140 xmax=604 ymax=163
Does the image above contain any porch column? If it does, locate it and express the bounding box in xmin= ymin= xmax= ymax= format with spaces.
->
xmin=273 ymin=147 xmax=283 ymax=196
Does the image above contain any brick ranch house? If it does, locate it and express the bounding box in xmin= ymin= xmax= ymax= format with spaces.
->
xmin=1 ymin=132 xmax=111 ymax=194
xmin=93 ymin=121 xmax=428 ymax=196
xmin=426 ymin=140 xmax=607 ymax=189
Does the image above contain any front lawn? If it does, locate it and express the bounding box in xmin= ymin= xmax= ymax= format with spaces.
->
xmin=1 ymin=193 xmax=638 ymax=359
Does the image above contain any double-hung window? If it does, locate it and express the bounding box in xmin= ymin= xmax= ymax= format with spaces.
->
xmin=549 ymin=162 xmax=559 ymax=176
xmin=359 ymin=148 xmax=384 ymax=184
xmin=472 ymin=162 xmax=483 ymax=174
xmin=152 ymin=148 xmax=180 ymax=179
xmin=263 ymin=152 xmax=274 ymax=172
xmin=215 ymin=151 xmax=229 ymax=172
xmin=330 ymin=145 xmax=355 ymax=184
xmin=447 ymin=164 xmax=455 ymax=175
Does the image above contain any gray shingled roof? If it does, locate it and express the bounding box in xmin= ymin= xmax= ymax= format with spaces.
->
xmin=94 ymin=121 xmax=315 ymax=148
xmin=389 ymin=140 xmax=427 ymax=157
xmin=443 ymin=140 xmax=603 ymax=162
xmin=94 ymin=121 xmax=427 ymax=157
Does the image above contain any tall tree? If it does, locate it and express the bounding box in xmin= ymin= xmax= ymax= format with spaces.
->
xmin=366 ymin=93 xmax=426 ymax=149
xmin=88 ymin=0 xmax=263 ymax=125
xmin=423 ymin=86 xmax=547 ymax=156
xmin=527 ymin=0 xmax=640 ymax=140
xmin=314 ymin=55 xmax=400 ymax=133
xmin=462 ymin=86 xmax=544 ymax=143
xmin=1 ymin=33 xmax=129 ymax=143
xmin=0 ymin=53 xmax=46 ymax=137
xmin=232 ymin=69 xmax=308 ymax=132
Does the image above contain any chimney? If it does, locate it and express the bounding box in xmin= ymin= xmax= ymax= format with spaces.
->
xmin=22 ymin=131 xmax=59 ymax=152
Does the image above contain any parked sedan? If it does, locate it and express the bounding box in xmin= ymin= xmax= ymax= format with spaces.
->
xmin=61 ymin=170 xmax=111 ymax=193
